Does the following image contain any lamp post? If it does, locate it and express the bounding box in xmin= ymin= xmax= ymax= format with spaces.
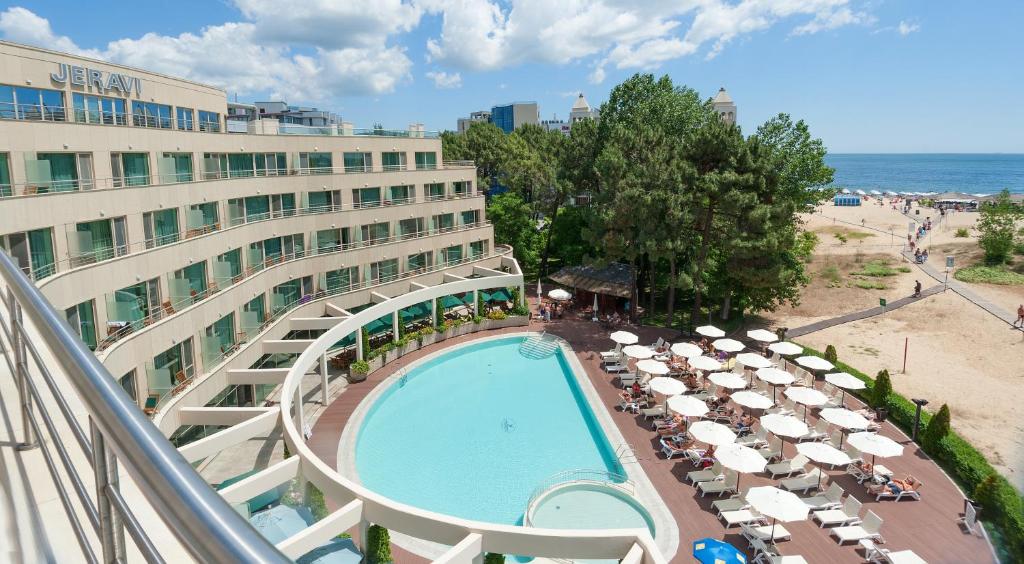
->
xmin=912 ymin=398 xmax=929 ymax=441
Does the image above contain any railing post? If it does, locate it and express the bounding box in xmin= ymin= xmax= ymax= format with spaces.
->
xmin=8 ymin=287 xmax=38 ymax=449
xmin=91 ymin=418 xmax=126 ymax=563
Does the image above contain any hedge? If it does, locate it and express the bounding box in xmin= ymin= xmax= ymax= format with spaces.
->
xmin=796 ymin=343 xmax=1023 ymax=562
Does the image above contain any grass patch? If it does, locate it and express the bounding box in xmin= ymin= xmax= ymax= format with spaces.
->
xmin=954 ymin=265 xmax=1024 ymax=285
xmin=955 ymin=227 xmax=970 ymax=238
xmin=896 ymin=266 xmax=912 ymax=273
xmin=852 ymin=259 xmax=902 ymax=277
xmin=852 ymin=279 xmax=886 ymax=290
xmin=819 ymin=264 xmax=842 ymax=288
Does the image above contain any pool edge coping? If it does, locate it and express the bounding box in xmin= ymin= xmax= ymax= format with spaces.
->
xmin=335 ymin=331 xmax=679 ymax=561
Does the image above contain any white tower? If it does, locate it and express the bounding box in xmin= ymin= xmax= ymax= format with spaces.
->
xmin=712 ymin=87 xmax=736 ymax=125
xmin=569 ymin=93 xmax=596 ymax=122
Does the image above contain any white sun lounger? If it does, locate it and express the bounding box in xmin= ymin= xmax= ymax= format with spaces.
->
xmin=874 ymin=479 xmax=923 ymax=501
xmin=800 ymin=483 xmax=844 ymax=510
xmin=720 ymin=508 xmax=765 ymax=528
xmin=750 ymin=538 xmax=807 ymax=564
xmin=698 ymin=471 xmax=738 ymax=497
xmin=737 ymin=426 xmax=769 ymax=448
xmin=687 ymin=461 xmax=723 ymax=484
xmin=600 ymin=344 xmax=622 ymax=360
xmin=604 ymin=362 xmax=628 ymax=373
xmin=711 ymin=485 xmax=752 ymax=515
xmin=831 ymin=510 xmax=883 ymax=544
xmin=813 ymin=496 xmax=862 ymax=527
xmin=956 ymin=503 xmax=981 ymax=536
xmin=798 ymin=419 xmax=829 ymax=442
xmin=660 ymin=438 xmax=690 ymax=459
xmin=781 ymin=468 xmax=824 ymax=493
xmin=741 ymin=521 xmax=791 ymax=544
xmin=766 ymin=455 xmax=809 ymax=479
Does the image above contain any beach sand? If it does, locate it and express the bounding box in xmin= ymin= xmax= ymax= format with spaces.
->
xmin=762 ymin=198 xmax=1024 ymax=490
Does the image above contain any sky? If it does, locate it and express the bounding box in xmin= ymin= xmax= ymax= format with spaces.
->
xmin=1 ymin=1 xmax=1021 ymax=153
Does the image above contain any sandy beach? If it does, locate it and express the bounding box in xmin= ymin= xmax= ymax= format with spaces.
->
xmin=763 ymin=198 xmax=1024 ymax=490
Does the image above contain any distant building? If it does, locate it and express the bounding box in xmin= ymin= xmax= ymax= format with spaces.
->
xmin=541 ymin=119 xmax=571 ymax=134
xmin=246 ymin=101 xmax=340 ymax=127
xmin=712 ymin=87 xmax=736 ymax=125
xmin=457 ymin=110 xmax=491 ymax=133
xmin=569 ymin=93 xmax=597 ymax=123
xmin=490 ymin=102 xmax=539 ymax=133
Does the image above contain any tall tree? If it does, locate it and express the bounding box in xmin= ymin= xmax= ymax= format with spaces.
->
xmin=486 ymin=192 xmax=540 ymax=275
xmin=977 ymin=189 xmax=1022 ymax=264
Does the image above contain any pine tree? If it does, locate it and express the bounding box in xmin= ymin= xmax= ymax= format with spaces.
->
xmin=922 ymin=403 xmax=951 ymax=451
xmin=871 ymin=369 xmax=892 ymax=409
xmin=824 ymin=345 xmax=838 ymax=364
xmin=366 ymin=524 xmax=392 ymax=564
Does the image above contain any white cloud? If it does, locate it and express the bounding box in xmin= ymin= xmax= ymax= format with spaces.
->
xmin=897 ymin=20 xmax=920 ymax=36
xmin=425 ymin=70 xmax=462 ymax=89
xmin=791 ymin=6 xmax=873 ymax=36
xmin=234 ymin=0 xmax=421 ymax=49
xmin=0 ymin=6 xmax=100 ymax=58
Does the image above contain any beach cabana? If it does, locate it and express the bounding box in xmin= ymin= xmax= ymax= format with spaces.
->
xmin=549 ymin=262 xmax=633 ymax=314
xmin=833 ymin=194 xmax=861 ymax=207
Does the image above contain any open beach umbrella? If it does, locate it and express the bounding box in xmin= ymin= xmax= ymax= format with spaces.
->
xmin=688 ymin=355 xmax=722 ymax=372
xmin=745 ymin=486 xmax=809 ymax=546
xmin=712 ymin=338 xmax=745 ymax=353
xmin=716 ymin=443 xmax=768 ymax=491
xmin=622 ymin=345 xmax=654 ymax=360
xmin=755 ymin=367 xmax=795 ymax=401
xmin=783 ymin=387 xmax=829 ymax=421
xmin=647 ymin=376 xmax=685 ymax=395
xmin=760 ymin=414 xmax=809 ymax=458
xmin=797 ymin=442 xmax=853 ymax=489
xmin=848 ymin=432 xmax=904 ymax=467
xmin=689 ymin=421 xmax=737 ymax=446
xmin=796 ymin=355 xmax=834 ymax=371
xmin=768 ymin=342 xmax=803 ymax=356
xmin=820 ymin=408 xmax=871 ymax=437
xmin=667 ymin=395 xmax=709 ymax=418
xmin=825 ymin=372 xmax=866 ymax=404
xmin=692 ymin=538 xmax=746 ymax=564
xmin=548 ymin=288 xmax=572 ymax=301
xmin=670 ymin=342 xmax=703 ymax=358
xmin=708 ymin=372 xmax=747 ymax=390
xmin=735 ymin=353 xmax=772 ymax=369
xmin=731 ymin=391 xmax=774 ymax=410
xmin=637 ymin=359 xmax=670 ymax=376
xmin=610 ymin=331 xmax=639 ymax=345
xmin=696 ymin=325 xmax=725 ymax=338
xmin=746 ymin=329 xmax=779 ymax=343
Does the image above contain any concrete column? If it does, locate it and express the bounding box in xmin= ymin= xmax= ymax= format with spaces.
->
xmin=356 ymin=519 xmax=370 ymax=554
xmin=293 ymin=379 xmax=304 ymax=439
xmin=319 ymin=352 xmax=328 ymax=404
xmin=355 ymin=329 xmax=363 ymax=361
xmin=431 ymin=298 xmax=438 ymax=327
xmin=473 ymin=289 xmax=478 ymax=315
xmin=518 ymin=285 xmax=525 ymax=308
xmin=392 ymin=312 xmax=399 ymax=343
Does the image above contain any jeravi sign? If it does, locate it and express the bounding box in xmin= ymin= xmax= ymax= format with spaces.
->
xmin=49 ymin=63 xmax=142 ymax=97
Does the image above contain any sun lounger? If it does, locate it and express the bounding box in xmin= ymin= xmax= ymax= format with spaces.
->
xmin=766 ymin=455 xmax=809 ymax=479
xmin=800 ymin=483 xmax=844 ymax=510
xmin=721 ymin=508 xmax=765 ymax=527
xmin=868 ymin=547 xmax=928 ymax=564
xmin=847 ymin=463 xmax=872 ymax=484
xmin=660 ymin=438 xmax=691 ymax=459
xmin=843 ymin=445 xmax=863 ymax=466
xmin=813 ymin=496 xmax=862 ymax=527
xmin=686 ymin=461 xmax=723 ymax=484
xmin=711 ymin=485 xmax=752 ymax=515
xmin=751 ymin=538 xmax=808 ymax=564
xmin=697 ymin=470 xmax=738 ymax=497
xmin=741 ymin=521 xmax=792 ymax=544
xmin=757 ymin=443 xmax=783 ymax=463
xmin=641 ymin=405 xmax=667 ymax=419
xmin=737 ymin=426 xmax=769 ymax=448
xmin=826 ymin=429 xmax=844 ymax=449
xmin=956 ymin=503 xmax=981 ymax=536
xmin=650 ymin=337 xmax=665 ymax=349
xmin=768 ymin=399 xmax=797 ymax=417
xmin=798 ymin=420 xmax=829 ymax=442
xmin=781 ymin=468 xmax=825 ymax=493
xmin=831 ymin=510 xmax=883 ymax=544
xmin=604 ymin=362 xmax=628 ymax=373
xmin=874 ymin=478 xmax=922 ymax=502
xmin=600 ymin=344 xmax=622 ymax=360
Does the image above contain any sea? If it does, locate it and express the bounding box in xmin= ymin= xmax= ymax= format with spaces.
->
xmin=825 ymin=154 xmax=1024 ymax=195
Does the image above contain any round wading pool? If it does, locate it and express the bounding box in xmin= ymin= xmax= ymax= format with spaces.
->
xmin=526 ymin=482 xmax=655 ymax=534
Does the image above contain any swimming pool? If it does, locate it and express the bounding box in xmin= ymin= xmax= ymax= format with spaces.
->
xmin=354 ymin=335 xmax=627 ymax=525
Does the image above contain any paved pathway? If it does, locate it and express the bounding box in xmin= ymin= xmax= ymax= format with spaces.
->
xmin=905 ymin=250 xmax=1021 ymax=328
xmin=787 ymin=284 xmax=943 ymax=338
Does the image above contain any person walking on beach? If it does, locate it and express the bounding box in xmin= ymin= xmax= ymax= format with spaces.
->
xmin=913 ymin=280 xmax=922 ymax=298
xmin=1015 ymin=304 xmax=1024 ymax=328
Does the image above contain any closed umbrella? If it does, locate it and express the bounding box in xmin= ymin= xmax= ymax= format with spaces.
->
xmin=745 ymin=486 xmax=809 ymax=546
xmin=760 ymin=413 xmax=809 ymax=458
xmin=712 ymin=338 xmax=744 ymax=353
xmin=670 ymin=342 xmax=703 ymax=358
xmin=688 ymin=355 xmax=722 ymax=372
xmin=637 ymin=359 xmax=670 ymax=376
xmin=716 ymin=443 xmax=768 ymax=491
xmin=548 ymin=288 xmax=572 ymax=301
xmin=848 ymin=432 xmax=904 ymax=468
xmin=696 ymin=325 xmax=725 ymax=338
xmin=825 ymin=372 xmax=866 ymax=404
xmin=756 ymin=367 xmax=795 ymax=401
xmin=768 ymin=341 xmax=802 ymax=356
xmin=796 ymin=355 xmax=834 ymax=371
xmin=668 ymin=395 xmax=709 ymax=418
xmin=784 ymin=387 xmax=828 ymax=421
xmin=747 ymin=329 xmax=779 ymax=343
xmin=731 ymin=391 xmax=774 ymax=410
xmin=797 ymin=442 xmax=853 ymax=489
xmin=736 ymin=353 xmax=772 ymax=369
xmin=610 ymin=331 xmax=639 ymax=345
xmin=592 ymin=293 xmax=599 ymax=320
xmin=689 ymin=420 xmax=737 ymax=446
xmin=622 ymin=345 xmax=653 ymax=360
xmin=536 ymin=279 xmax=542 ymax=302
xmin=708 ymin=372 xmax=747 ymax=390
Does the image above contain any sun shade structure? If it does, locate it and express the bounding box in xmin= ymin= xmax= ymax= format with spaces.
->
xmin=760 ymin=414 xmax=808 ymax=439
xmin=716 ymin=443 xmax=768 ymax=491
xmin=708 ymin=372 xmax=747 ymax=390
xmin=797 ymin=442 xmax=853 ymax=488
xmin=784 ymin=387 xmax=829 ymax=420
xmin=796 ymin=355 xmax=834 ymax=371
xmin=692 ymin=538 xmax=746 ymax=564
xmin=689 ymin=421 xmax=737 ymax=446
xmin=668 ymin=395 xmax=710 ymax=418
xmin=695 ymin=325 xmax=726 ymax=338
xmin=848 ymin=432 xmax=904 ymax=464
xmin=745 ymin=486 xmax=810 ymax=543
xmin=825 ymin=372 xmax=866 ymax=404
xmin=622 ymin=345 xmax=654 ymax=360
xmin=610 ymin=330 xmax=638 ymax=345
xmin=549 ymin=262 xmax=634 ymax=298
xmin=746 ymin=329 xmax=779 ymax=343
xmin=756 ymin=367 xmax=795 ymax=386
xmin=820 ymin=408 xmax=871 ymax=431
xmin=637 ymin=360 xmax=670 ymax=376
xmin=768 ymin=341 xmax=803 ymax=356
xmin=735 ymin=353 xmax=773 ymax=369
xmin=670 ymin=342 xmax=703 ymax=358
xmin=688 ymin=356 xmax=722 ymax=371
xmin=547 ymin=288 xmax=572 ymax=301
xmin=647 ymin=376 xmax=686 ymax=396
xmin=712 ymin=338 xmax=744 ymax=353
xmin=730 ymin=391 xmax=774 ymax=410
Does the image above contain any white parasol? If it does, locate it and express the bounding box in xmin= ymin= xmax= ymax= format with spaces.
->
xmin=736 ymin=353 xmax=773 ymax=369
xmin=756 ymin=367 xmax=796 ymax=402
xmin=667 ymin=395 xmax=710 ymax=418
xmin=747 ymin=329 xmax=779 ymax=343
xmin=760 ymin=413 xmax=809 ymax=459
xmin=796 ymin=355 xmax=834 ymax=371
xmin=731 ymin=391 xmax=774 ymax=410
xmin=745 ymin=486 xmax=810 ymax=545
xmin=712 ymin=338 xmax=745 ymax=353
xmin=548 ymin=288 xmax=572 ymax=301
xmin=637 ymin=359 xmax=670 ymax=376
xmin=622 ymin=345 xmax=654 ymax=360
xmin=848 ymin=432 xmax=904 ymax=466
xmin=610 ymin=330 xmax=638 ymax=345
xmin=825 ymin=372 xmax=866 ymax=404
xmin=708 ymin=372 xmax=747 ymax=390
xmin=796 ymin=442 xmax=852 ymax=488
xmin=647 ymin=376 xmax=685 ymax=396
xmin=715 ymin=443 xmax=768 ymax=491
xmin=688 ymin=356 xmax=722 ymax=372
xmin=670 ymin=342 xmax=703 ymax=358
xmin=768 ymin=342 xmax=803 ymax=356
xmin=695 ymin=325 xmax=725 ymax=338
xmin=783 ymin=387 xmax=829 ymax=420
xmin=689 ymin=420 xmax=737 ymax=446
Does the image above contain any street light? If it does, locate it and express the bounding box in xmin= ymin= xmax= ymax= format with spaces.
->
xmin=912 ymin=398 xmax=929 ymax=441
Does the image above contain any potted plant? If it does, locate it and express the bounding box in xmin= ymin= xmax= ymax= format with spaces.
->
xmin=349 ymin=360 xmax=370 ymax=383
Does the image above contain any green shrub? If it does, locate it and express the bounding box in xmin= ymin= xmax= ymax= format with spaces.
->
xmin=955 ymin=227 xmax=969 ymax=238
xmin=351 ymin=360 xmax=370 ymax=375
xmin=922 ymin=403 xmax=951 ymax=453
xmin=306 ymin=482 xmax=328 ymax=521
xmin=954 ymin=265 xmax=1024 ymax=285
xmin=484 ymin=553 xmax=505 ymax=564
xmin=974 ymin=473 xmax=1024 ymax=561
xmin=473 ymin=315 xmax=484 ymax=324
xmin=487 ymin=310 xmax=507 ymax=320
xmin=366 ymin=524 xmax=392 ymax=564
xmin=853 ymin=259 xmax=901 ymax=277
xmin=871 ymin=369 xmax=892 ymax=408
xmin=823 ymin=345 xmax=838 ymax=364
xmin=853 ymin=280 xmax=886 ymax=290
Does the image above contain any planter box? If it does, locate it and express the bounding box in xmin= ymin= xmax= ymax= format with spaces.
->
xmin=482 ymin=316 xmax=529 ymax=330
xmin=455 ymin=323 xmax=474 ymax=337
xmin=367 ymin=356 xmax=384 ymax=373
xmin=399 ymin=340 xmax=420 ymax=356
xmin=384 ymin=348 xmax=400 ymax=364
xmin=419 ymin=332 xmax=438 ymax=347
xmin=347 ymin=370 xmax=369 ymax=383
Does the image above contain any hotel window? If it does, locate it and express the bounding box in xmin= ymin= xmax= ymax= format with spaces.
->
xmin=359 ymin=222 xmax=390 ymax=244
xmin=368 ymin=259 xmax=399 ymax=285
xmin=176 ymin=107 xmax=194 ymax=130
xmin=315 ymin=228 xmax=342 ymax=254
xmin=241 ymin=294 xmax=266 ymax=339
xmin=169 ymin=261 xmax=208 ymax=307
xmin=249 ymin=234 xmax=304 ymax=268
xmin=271 ymin=193 xmax=296 ymax=217
xmin=111 ymin=152 xmax=150 ymax=187
xmin=213 ymin=248 xmax=243 ymax=286
xmin=0 ymin=85 xmax=65 ymax=121
xmin=1 ymin=228 xmax=56 ymax=280
xmin=414 ymin=151 xmax=437 ymax=170
xmin=131 ymin=101 xmax=172 ymax=129
xmin=159 ymin=152 xmax=193 ymax=183
xmin=107 ymin=278 xmax=160 ymax=330
xmin=324 ymin=266 xmax=358 ymax=293
xmin=72 ymin=217 xmax=128 ymax=266
xmin=197 ymin=110 xmax=221 ymax=132
xmin=425 ymin=182 xmax=446 ymax=201
xmin=387 ymin=185 xmax=414 ymax=204
xmin=298 ymin=152 xmax=332 ymax=174
xmin=65 ymin=300 xmax=98 ymax=351
xmin=270 ymin=276 xmax=312 ymax=315
xmin=120 ymin=370 xmax=138 ymax=403
xmin=352 ymin=187 xmax=381 ymax=208
xmin=431 ymin=213 xmax=455 ymax=233
xmin=305 ymin=190 xmax=341 ymax=213
xmin=201 ymin=313 xmax=236 ymax=367
xmin=469 ymin=240 xmax=487 ymax=258
xmin=343 ymin=152 xmax=371 ymax=173
xmin=407 ymin=251 xmax=432 ymax=274
xmin=461 ymin=210 xmax=479 ymax=226
xmin=72 ymin=93 xmax=127 ymax=125
xmin=0 ymin=153 xmax=10 ymax=197
xmin=255 ymin=153 xmax=287 ymax=176
xmin=24 ymin=152 xmax=93 ymax=193
xmin=381 ymin=151 xmax=406 ymax=171
xmin=453 ymin=180 xmax=472 ymax=197
xmin=398 ymin=217 xmax=424 ymax=239
xmin=149 ymin=338 xmax=195 ymax=399
xmin=143 ymin=208 xmax=180 ymax=248
xmin=439 ymin=244 xmax=463 ymax=265
xmin=186 ymin=202 xmax=220 ymax=236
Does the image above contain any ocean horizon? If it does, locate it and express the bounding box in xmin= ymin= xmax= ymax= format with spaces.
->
xmin=825 ymin=153 xmax=1024 ymax=195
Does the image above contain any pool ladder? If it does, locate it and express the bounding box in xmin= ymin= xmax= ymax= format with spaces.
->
xmin=519 ymin=332 xmax=559 ymax=359
xmin=615 ymin=442 xmax=640 ymax=463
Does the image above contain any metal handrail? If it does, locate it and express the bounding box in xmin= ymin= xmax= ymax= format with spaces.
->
xmin=0 ymin=250 xmax=288 ymax=563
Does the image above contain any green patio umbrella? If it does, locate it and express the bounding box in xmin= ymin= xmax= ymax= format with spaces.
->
xmin=440 ymin=295 xmax=463 ymax=309
xmin=487 ymin=288 xmax=511 ymax=302
xmin=400 ymin=304 xmax=428 ymax=322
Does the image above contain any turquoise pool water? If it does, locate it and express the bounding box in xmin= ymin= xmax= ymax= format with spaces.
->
xmin=354 ymin=336 xmax=624 ymax=525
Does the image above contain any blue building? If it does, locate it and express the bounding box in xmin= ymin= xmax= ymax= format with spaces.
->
xmin=489 ymin=102 xmax=538 ymax=133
